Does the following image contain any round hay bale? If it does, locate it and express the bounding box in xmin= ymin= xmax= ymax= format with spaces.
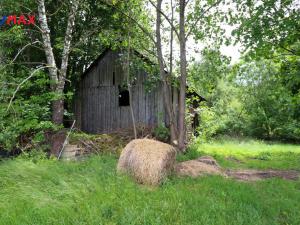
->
xmin=117 ymin=139 xmax=176 ymax=185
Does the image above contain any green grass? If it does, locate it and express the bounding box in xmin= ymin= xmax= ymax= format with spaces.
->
xmin=179 ymin=138 xmax=300 ymax=170
xmin=0 ymin=139 xmax=300 ymax=225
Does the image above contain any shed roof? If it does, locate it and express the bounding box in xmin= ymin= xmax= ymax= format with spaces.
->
xmin=80 ymin=48 xmax=206 ymax=101
xmin=81 ymin=48 xmax=154 ymax=78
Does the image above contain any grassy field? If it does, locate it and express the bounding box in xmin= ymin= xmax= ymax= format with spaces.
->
xmin=0 ymin=138 xmax=300 ymax=225
xmin=179 ymin=138 xmax=300 ymax=170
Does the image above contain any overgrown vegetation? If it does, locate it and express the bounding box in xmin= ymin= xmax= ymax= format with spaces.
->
xmin=0 ymin=0 xmax=299 ymax=153
xmin=0 ymin=0 xmax=299 ymax=223
xmin=188 ymin=49 xmax=300 ymax=143
xmin=67 ymin=132 xmax=128 ymax=157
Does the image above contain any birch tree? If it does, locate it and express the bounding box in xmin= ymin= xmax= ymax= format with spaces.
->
xmin=37 ymin=0 xmax=79 ymax=126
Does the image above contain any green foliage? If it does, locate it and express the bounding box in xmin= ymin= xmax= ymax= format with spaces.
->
xmin=189 ymin=47 xmax=300 ymax=142
xmin=234 ymin=59 xmax=300 ymax=141
xmin=230 ymin=0 xmax=300 ymax=58
xmin=118 ymin=50 xmax=161 ymax=92
xmin=154 ymin=123 xmax=170 ymax=142
xmin=196 ymin=104 xmax=223 ymax=141
xmin=0 ymin=65 xmax=56 ymax=152
xmin=131 ymin=54 xmax=161 ymax=92
xmin=153 ymin=112 xmax=170 ymax=142
xmin=19 ymin=149 xmax=49 ymax=163
xmin=97 ymin=0 xmax=154 ymax=56
xmin=188 ymin=48 xmax=230 ymax=101
xmin=0 ymin=2 xmax=56 ymax=153
xmin=187 ymin=0 xmax=226 ymax=45
xmin=0 ymin=0 xmax=153 ymax=153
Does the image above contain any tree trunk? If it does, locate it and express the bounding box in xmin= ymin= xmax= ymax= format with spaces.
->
xmin=38 ymin=0 xmax=78 ymax=155
xmin=51 ymin=98 xmax=64 ymax=125
xmin=169 ymin=0 xmax=178 ymax=137
xmin=59 ymin=0 xmax=79 ymax=87
xmin=178 ymin=0 xmax=187 ymax=151
xmin=155 ymin=0 xmax=178 ymax=145
xmin=38 ymin=0 xmax=78 ymax=126
xmin=37 ymin=0 xmax=58 ymax=91
xmin=127 ymin=40 xmax=137 ymax=139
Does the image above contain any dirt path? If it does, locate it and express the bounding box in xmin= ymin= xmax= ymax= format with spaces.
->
xmin=175 ymin=156 xmax=300 ymax=181
xmin=225 ymin=169 xmax=299 ymax=181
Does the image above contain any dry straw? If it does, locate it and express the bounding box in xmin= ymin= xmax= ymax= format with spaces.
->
xmin=117 ymin=139 xmax=176 ymax=186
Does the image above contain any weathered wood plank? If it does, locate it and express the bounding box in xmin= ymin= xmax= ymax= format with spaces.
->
xmin=76 ymin=49 xmax=168 ymax=134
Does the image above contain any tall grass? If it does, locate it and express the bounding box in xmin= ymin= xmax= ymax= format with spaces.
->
xmin=1 ymin=146 xmax=300 ymax=225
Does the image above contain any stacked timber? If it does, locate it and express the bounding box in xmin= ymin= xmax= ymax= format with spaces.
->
xmin=60 ymin=144 xmax=82 ymax=160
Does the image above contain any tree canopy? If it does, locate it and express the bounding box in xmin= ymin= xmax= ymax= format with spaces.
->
xmin=0 ymin=0 xmax=299 ymax=154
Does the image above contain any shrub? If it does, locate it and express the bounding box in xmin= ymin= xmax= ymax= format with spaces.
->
xmin=196 ymin=106 xmax=225 ymax=141
xmin=154 ymin=123 xmax=170 ymax=142
xmin=0 ymin=69 xmax=57 ymax=153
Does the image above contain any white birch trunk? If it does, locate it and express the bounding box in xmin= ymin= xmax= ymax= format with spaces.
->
xmin=37 ymin=0 xmax=58 ymax=90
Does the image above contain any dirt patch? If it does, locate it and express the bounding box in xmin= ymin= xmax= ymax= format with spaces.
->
xmin=175 ymin=156 xmax=225 ymax=177
xmin=176 ymin=156 xmax=300 ymax=181
xmin=226 ymin=156 xmax=244 ymax=164
xmin=226 ymin=169 xmax=300 ymax=181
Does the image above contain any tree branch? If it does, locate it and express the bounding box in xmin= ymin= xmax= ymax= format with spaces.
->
xmin=280 ymin=45 xmax=298 ymax=56
xmin=148 ymin=0 xmax=180 ymax=39
xmin=11 ymin=41 xmax=42 ymax=63
xmin=169 ymin=0 xmax=175 ymax=76
xmin=6 ymin=66 xmax=53 ymax=111
xmin=185 ymin=0 xmax=191 ymax=6
xmin=115 ymin=6 xmax=157 ymax=45
xmin=185 ymin=0 xmax=222 ymax=39
xmin=59 ymin=0 xmax=79 ymax=89
xmin=98 ymin=0 xmax=156 ymax=45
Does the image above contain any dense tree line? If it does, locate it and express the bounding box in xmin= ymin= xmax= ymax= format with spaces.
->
xmin=189 ymin=48 xmax=300 ymax=142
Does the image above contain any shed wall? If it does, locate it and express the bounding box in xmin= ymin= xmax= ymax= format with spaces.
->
xmin=76 ymin=50 xmax=165 ymax=133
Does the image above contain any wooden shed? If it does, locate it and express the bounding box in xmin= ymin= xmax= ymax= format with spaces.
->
xmin=74 ymin=49 xmax=175 ymax=134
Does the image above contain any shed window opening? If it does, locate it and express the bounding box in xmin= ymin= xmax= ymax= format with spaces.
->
xmin=118 ymin=85 xmax=130 ymax=106
xmin=113 ymin=72 xmax=115 ymax=85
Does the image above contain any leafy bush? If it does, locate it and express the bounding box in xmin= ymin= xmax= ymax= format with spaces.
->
xmin=154 ymin=123 xmax=170 ymax=142
xmin=0 ymin=68 xmax=56 ymax=153
xmin=196 ymin=106 xmax=223 ymax=141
